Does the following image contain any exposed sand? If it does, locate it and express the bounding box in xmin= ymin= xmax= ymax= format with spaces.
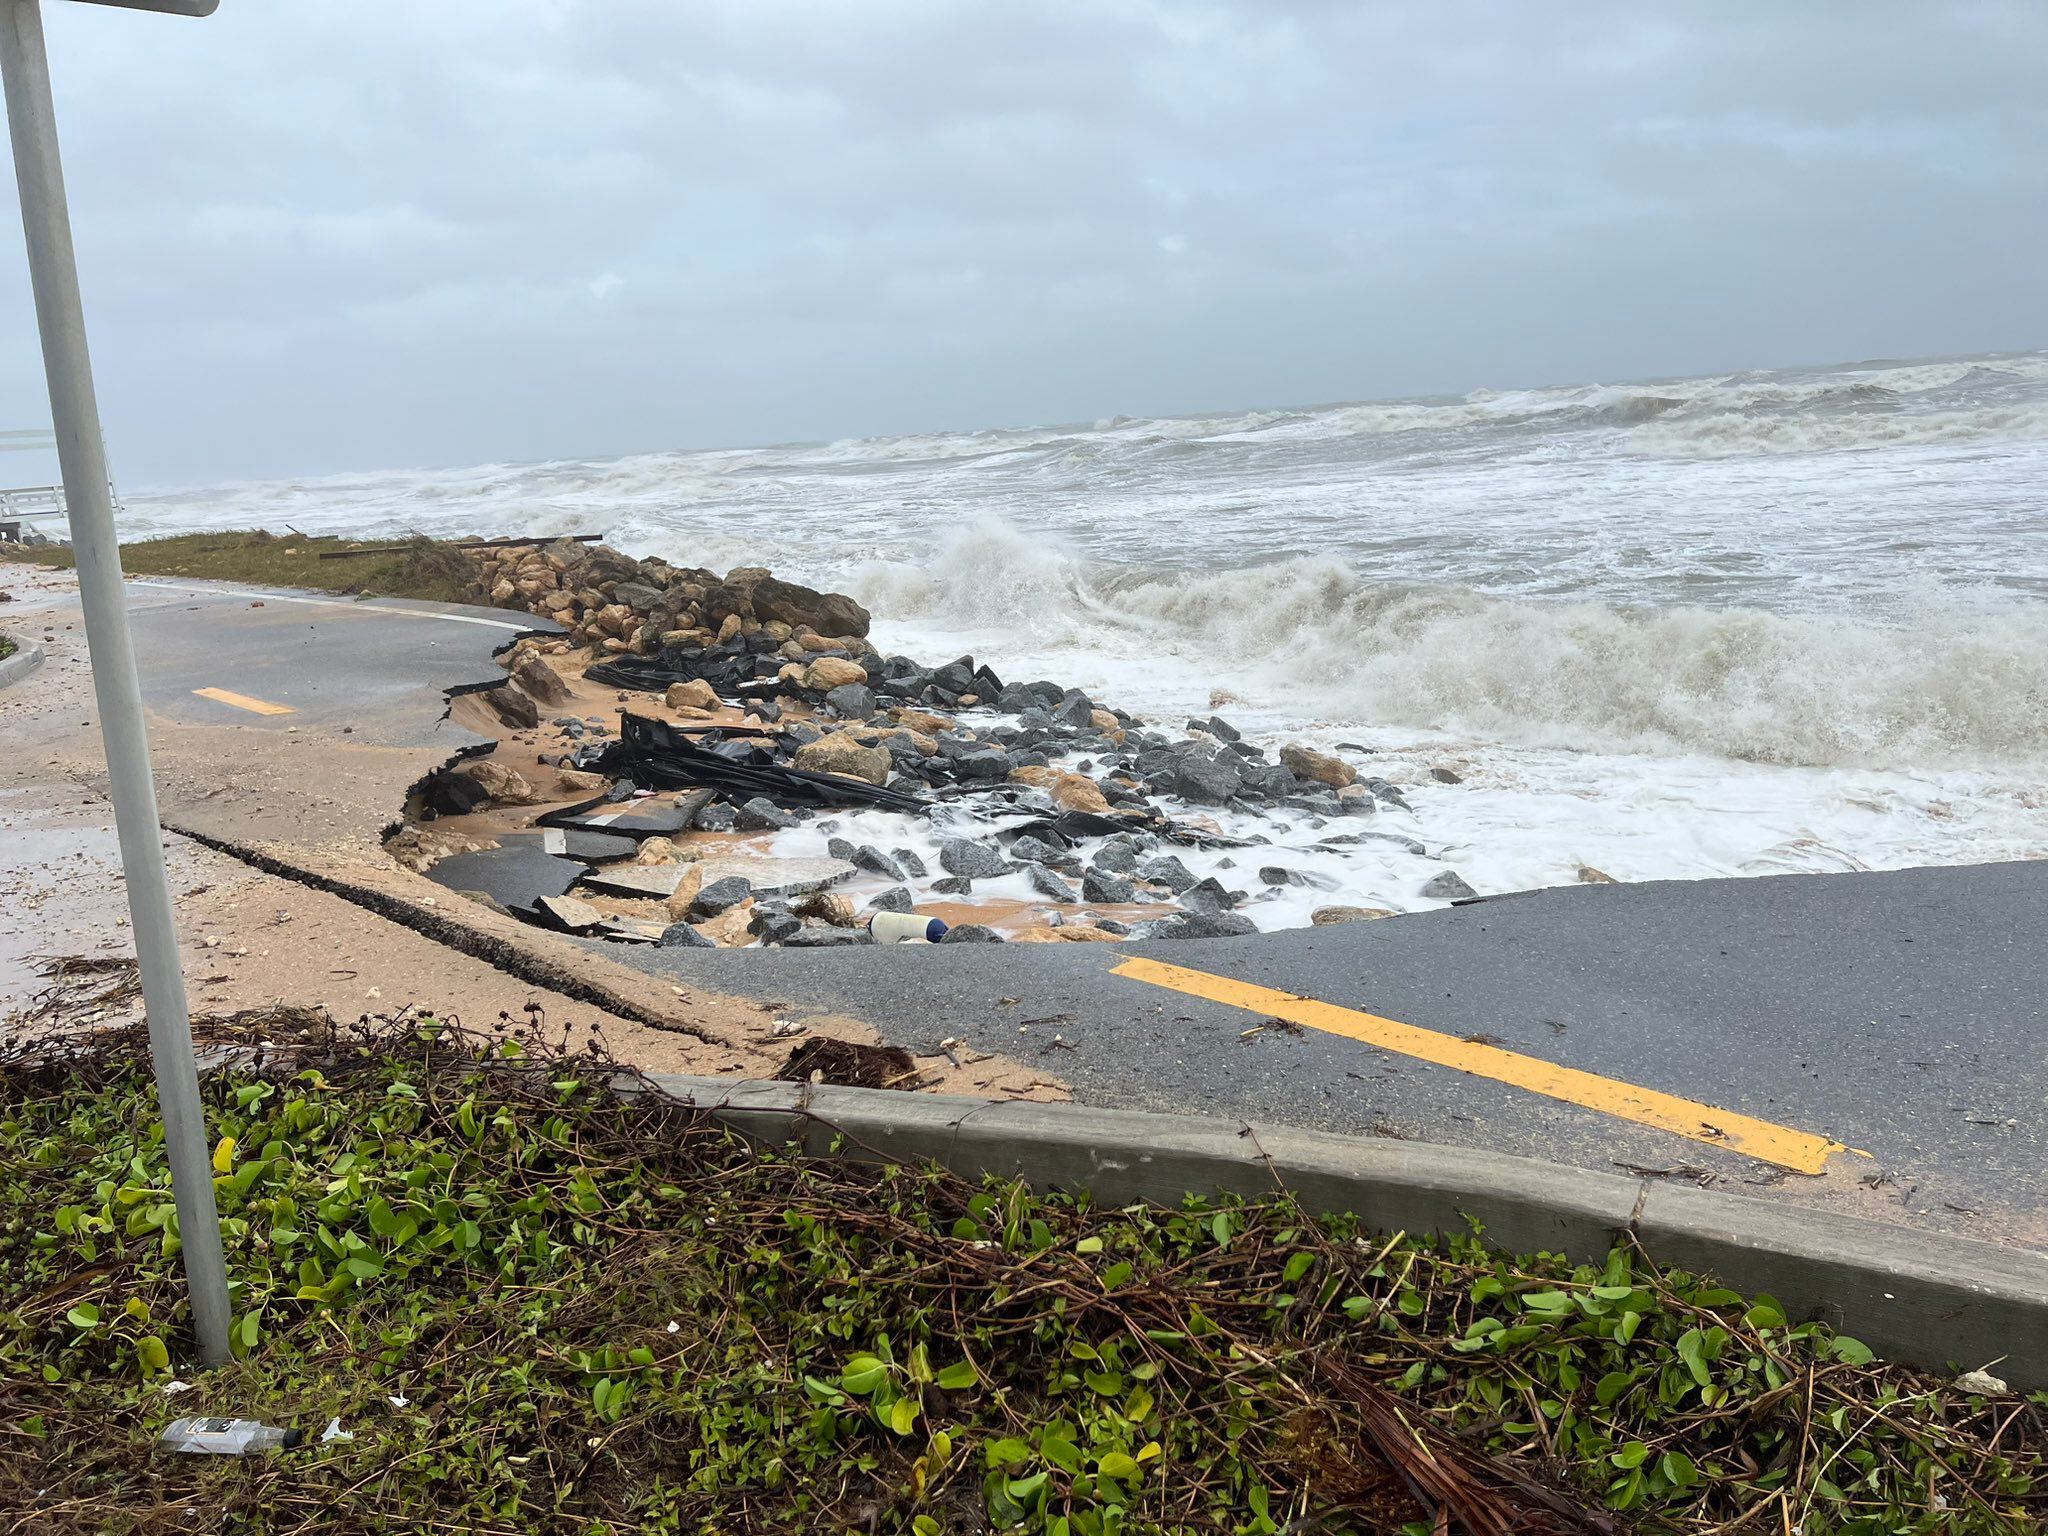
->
xmin=0 ymin=565 xmax=1061 ymax=1099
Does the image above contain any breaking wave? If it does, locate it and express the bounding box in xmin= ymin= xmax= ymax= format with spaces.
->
xmin=1628 ymin=403 xmax=2048 ymax=459
xmin=854 ymin=520 xmax=2048 ymax=769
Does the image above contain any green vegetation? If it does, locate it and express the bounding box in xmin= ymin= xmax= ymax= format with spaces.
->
xmin=0 ymin=528 xmax=479 ymax=603
xmin=2 ymin=1012 xmax=2040 ymax=1535
xmin=0 ymin=633 xmax=13 ymax=661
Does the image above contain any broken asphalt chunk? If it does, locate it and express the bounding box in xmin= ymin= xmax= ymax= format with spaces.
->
xmin=422 ymin=847 xmax=583 ymax=914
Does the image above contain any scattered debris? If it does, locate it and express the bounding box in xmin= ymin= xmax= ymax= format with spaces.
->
xmin=775 ymin=1037 xmax=920 ymax=1090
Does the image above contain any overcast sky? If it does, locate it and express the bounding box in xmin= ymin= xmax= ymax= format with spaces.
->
xmin=0 ymin=0 xmax=2040 ymax=487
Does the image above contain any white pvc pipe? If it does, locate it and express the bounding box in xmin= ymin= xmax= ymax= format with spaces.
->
xmin=0 ymin=0 xmax=230 ymax=1368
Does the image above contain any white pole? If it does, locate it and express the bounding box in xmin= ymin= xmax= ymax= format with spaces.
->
xmin=0 ymin=0 xmax=230 ymax=1367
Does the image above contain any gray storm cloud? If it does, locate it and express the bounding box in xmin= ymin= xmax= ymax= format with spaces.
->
xmin=0 ymin=0 xmax=2040 ymax=484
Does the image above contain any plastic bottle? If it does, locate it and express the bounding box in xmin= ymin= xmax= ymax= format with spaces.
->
xmin=868 ymin=911 xmax=949 ymax=944
xmin=160 ymin=1417 xmax=305 ymax=1455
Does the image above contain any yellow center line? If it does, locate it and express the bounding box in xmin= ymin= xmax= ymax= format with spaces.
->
xmin=191 ymin=686 xmax=295 ymax=717
xmin=1111 ymin=955 xmax=1856 ymax=1175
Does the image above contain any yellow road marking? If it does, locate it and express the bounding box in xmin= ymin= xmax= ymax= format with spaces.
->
xmin=191 ymin=687 xmax=295 ymax=716
xmin=1110 ymin=956 xmax=1853 ymax=1174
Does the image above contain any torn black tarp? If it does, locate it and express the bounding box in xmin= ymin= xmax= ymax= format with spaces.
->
xmin=585 ymin=642 xmax=773 ymax=695
xmin=588 ymin=713 xmax=926 ymax=814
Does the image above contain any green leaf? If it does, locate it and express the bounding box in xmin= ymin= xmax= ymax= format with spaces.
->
xmin=1040 ymin=1427 xmax=1082 ymax=1473
xmin=1097 ymin=1450 xmax=1139 ymax=1480
xmin=1612 ymin=1441 xmax=1650 ymax=1470
xmin=1676 ymin=1329 xmax=1712 ymax=1387
xmin=1075 ymin=1235 xmax=1103 ymax=1254
xmin=65 ymin=1302 xmax=100 ymax=1329
xmin=840 ymin=1353 xmax=889 ymax=1395
xmin=135 ymin=1336 xmax=170 ymax=1376
xmin=1659 ymin=1451 xmax=1698 ymax=1490
xmin=888 ymin=1396 xmax=919 ymax=1435
xmin=1594 ymin=1370 xmax=1635 ymax=1406
xmin=936 ymin=1361 xmax=978 ymax=1391
xmin=985 ymin=1436 xmax=1033 ymax=1468
xmin=1281 ymin=1251 xmax=1314 ymax=1284
xmin=1744 ymin=1295 xmax=1788 ymax=1329
xmin=1832 ymin=1335 xmax=1875 ymax=1366
xmin=1521 ymin=1289 xmax=1573 ymax=1312
xmin=913 ymin=1518 xmax=941 ymax=1536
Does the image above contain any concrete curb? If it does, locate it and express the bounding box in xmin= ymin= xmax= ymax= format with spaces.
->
xmin=0 ymin=629 xmax=44 ymax=690
xmin=643 ymin=1074 xmax=2048 ymax=1388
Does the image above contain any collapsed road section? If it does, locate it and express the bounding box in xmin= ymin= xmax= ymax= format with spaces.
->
xmin=394 ymin=537 xmax=1511 ymax=954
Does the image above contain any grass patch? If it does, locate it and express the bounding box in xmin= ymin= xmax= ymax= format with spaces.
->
xmin=0 ymin=634 xmax=13 ymax=662
xmin=0 ymin=529 xmax=480 ymax=604
xmin=2 ymin=1008 xmax=2041 ymax=1535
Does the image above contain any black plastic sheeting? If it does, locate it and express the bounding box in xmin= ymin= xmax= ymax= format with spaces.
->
xmin=585 ymin=644 xmax=772 ymax=696
xmin=585 ymin=713 xmax=926 ymax=814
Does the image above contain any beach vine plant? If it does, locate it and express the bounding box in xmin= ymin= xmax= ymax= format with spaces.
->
xmin=1 ymin=1003 xmax=2040 ymax=1534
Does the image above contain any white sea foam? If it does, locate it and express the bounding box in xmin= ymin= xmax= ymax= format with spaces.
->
xmin=1628 ymin=402 xmax=2048 ymax=459
xmin=125 ymin=348 xmax=2048 ymax=905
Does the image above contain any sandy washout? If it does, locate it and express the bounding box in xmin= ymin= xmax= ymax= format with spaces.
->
xmin=0 ymin=562 xmax=1060 ymax=1096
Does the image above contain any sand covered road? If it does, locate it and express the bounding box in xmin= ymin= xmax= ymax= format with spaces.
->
xmin=0 ymin=565 xmax=1059 ymax=1097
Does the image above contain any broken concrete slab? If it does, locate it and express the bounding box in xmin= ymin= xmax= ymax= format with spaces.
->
xmin=533 ymin=893 xmax=604 ymax=933
xmin=498 ymin=827 xmax=640 ymax=864
xmin=552 ymin=798 xmax=699 ymax=840
xmin=688 ymin=853 xmax=857 ymax=901
xmin=579 ymin=862 xmax=693 ymax=899
xmin=596 ymin=917 xmax=667 ymax=943
xmin=422 ymin=847 xmax=585 ymax=913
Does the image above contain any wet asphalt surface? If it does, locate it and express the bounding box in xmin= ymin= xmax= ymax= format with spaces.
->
xmin=620 ymin=860 xmax=2048 ymax=1243
xmin=122 ymin=579 xmax=556 ymax=746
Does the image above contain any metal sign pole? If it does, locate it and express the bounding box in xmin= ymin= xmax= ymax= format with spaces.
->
xmin=0 ymin=0 xmax=229 ymax=1367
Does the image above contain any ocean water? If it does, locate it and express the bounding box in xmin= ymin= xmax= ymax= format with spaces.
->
xmin=130 ymin=350 xmax=2048 ymax=919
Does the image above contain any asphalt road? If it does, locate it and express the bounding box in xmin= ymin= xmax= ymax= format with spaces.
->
xmin=621 ymin=824 xmax=2048 ymax=1244
xmin=37 ymin=573 xmax=2045 ymax=1244
xmin=121 ymin=578 xmax=554 ymax=746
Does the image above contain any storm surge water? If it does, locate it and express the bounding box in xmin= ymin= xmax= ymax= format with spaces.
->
xmin=133 ymin=349 xmax=2048 ymax=898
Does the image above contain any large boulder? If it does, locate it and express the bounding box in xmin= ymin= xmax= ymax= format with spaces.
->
xmin=1421 ymin=870 xmax=1477 ymax=901
xmin=727 ymin=569 xmax=871 ymax=638
xmin=938 ymin=837 xmax=1008 ymax=879
xmin=1171 ymin=752 xmax=1242 ymax=805
xmin=612 ymin=580 xmax=665 ymax=613
xmin=792 ymin=733 xmax=892 ymax=786
xmin=1311 ymin=905 xmax=1396 ymax=925
xmin=458 ymin=759 xmax=543 ymax=805
xmin=1280 ymin=744 xmax=1357 ymax=788
xmin=510 ymin=654 xmax=572 ymax=706
xmin=664 ymin=678 xmax=720 ymax=711
xmin=801 ymin=656 xmax=868 ymax=691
